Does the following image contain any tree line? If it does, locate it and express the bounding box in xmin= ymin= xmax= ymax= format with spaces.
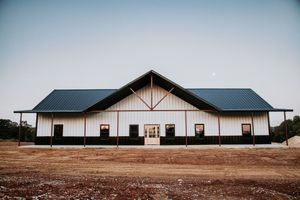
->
xmin=0 ymin=116 xmax=299 ymax=142
xmin=0 ymin=119 xmax=35 ymax=141
xmin=271 ymin=115 xmax=300 ymax=143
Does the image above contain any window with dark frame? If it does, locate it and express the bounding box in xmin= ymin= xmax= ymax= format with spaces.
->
xmin=129 ymin=125 xmax=139 ymax=138
xmin=242 ymin=124 xmax=251 ymax=136
xmin=195 ymin=124 xmax=204 ymax=137
xmin=100 ymin=124 xmax=110 ymax=138
xmin=54 ymin=124 xmax=63 ymax=138
xmin=165 ymin=124 xmax=175 ymax=137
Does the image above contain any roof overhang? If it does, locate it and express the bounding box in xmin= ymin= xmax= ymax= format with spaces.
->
xmin=14 ymin=110 xmax=84 ymax=113
xmin=268 ymin=108 xmax=293 ymax=112
xmin=14 ymin=110 xmax=36 ymax=113
xmin=219 ymin=108 xmax=293 ymax=112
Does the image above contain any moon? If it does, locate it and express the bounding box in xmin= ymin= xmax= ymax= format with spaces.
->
xmin=212 ymin=72 xmax=216 ymax=77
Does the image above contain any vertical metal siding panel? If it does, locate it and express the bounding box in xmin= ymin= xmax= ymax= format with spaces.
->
xmin=37 ymin=114 xmax=43 ymax=136
xmin=141 ymin=85 xmax=151 ymax=105
xmin=209 ymin=112 xmax=219 ymax=136
xmin=73 ymin=115 xmax=84 ymax=137
xmin=36 ymin=114 xmax=43 ymax=136
xmin=253 ymin=113 xmax=269 ymax=135
xmin=119 ymin=112 xmax=128 ymax=136
xmin=37 ymin=114 xmax=51 ymax=136
xmin=153 ymin=85 xmax=159 ymax=106
xmin=187 ymin=111 xmax=194 ymax=136
xmin=87 ymin=112 xmax=96 ymax=137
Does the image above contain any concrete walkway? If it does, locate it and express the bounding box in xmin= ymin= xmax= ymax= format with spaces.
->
xmin=20 ymin=143 xmax=289 ymax=149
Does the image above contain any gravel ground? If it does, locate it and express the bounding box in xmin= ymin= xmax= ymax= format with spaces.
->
xmin=0 ymin=142 xmax=299 ymax=199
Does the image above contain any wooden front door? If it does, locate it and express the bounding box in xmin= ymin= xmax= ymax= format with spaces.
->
xmin=144 ymin=124 xmax=160 ymax=145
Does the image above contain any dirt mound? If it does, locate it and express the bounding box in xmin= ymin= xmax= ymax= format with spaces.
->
xmin=283 ymin=136 xmax=300 ymax=147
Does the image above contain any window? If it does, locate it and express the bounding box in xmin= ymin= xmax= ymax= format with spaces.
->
xmin=165 ymin=124 xmax=175 ymax=137
xmin=195 ymin=124 xmax=204 ymax=137
xmin=242 ymin=124 xmax=251 ymax=136
xmin=129 ymin=125 xmax=139 ymax=138
xmin=100 ymin=124 xmax=110 ymax=138
xmin=54 ymin=124 xmax=63 ymax=138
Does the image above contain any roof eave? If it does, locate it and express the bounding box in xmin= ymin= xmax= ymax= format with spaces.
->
xmin=268 ymin=108 xmax=293 ymax=112
xmin=14 ymin=110 xmax=84 ymax=113
xmin=220 ymin=108 xmax=293 ymax=112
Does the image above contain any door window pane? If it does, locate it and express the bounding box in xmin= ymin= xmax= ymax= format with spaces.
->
xmin=165 ymin=124 xmax=175 ymax=137
xmin=100 ymin=124 xmax=109 ymax=138
xmin=195 ymin=124 xmax=204 ymax=137
xmin=242 ymin=124 xmax=251 ymax=136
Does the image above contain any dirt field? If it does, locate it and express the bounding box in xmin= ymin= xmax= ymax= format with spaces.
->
xmin=0 ymin=142 xmax=299 ymax=199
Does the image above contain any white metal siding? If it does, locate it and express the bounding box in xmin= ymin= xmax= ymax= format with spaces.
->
xmin=37 ymin=113 xmax=84 ymax=137
xmin=187 ymin=111 xmax=219 ymax=136
xmin=219 ymin=112 xmax=268 ymax=136
xmin=37 ymin=112 xmax=269 ymax=137
xmin=86 ymin=112 xmax=117 ymax=136
xmin=37 ymin=114 xmax=52 ymax=136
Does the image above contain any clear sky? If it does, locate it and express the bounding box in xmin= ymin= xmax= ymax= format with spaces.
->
xmin=0 ymin=0 xmax=299 ymax=126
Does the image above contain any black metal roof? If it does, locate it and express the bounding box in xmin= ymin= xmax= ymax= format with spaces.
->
xmin=28 ymin=89 xmax=115 ymax=113
xmin=189 ymin=88 xmax=278 ymax=112
xmin=14 ymin=70 xmax=292 ymax=113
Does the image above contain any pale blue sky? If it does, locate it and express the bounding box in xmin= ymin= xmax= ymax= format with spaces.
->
xmin=0 ymin=0 xmax=299 ymax=126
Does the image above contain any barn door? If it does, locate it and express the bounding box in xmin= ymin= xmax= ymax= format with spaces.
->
xmin=144 ymin=124 xmax=160 ymax=145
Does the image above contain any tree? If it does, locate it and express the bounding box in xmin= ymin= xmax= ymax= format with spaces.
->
xmin=20 ymin=121 xmax=35 ymax=142
xmin=271 ymin=115 xmax=300 ymax=142
xmin=0 ymin=119 xmax=18 ymax=139
xmin=0 ymin=119 xmax=35 ymax=141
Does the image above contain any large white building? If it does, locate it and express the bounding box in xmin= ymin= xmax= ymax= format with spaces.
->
xmin=15 ymin=70 xmax=292 ymax=146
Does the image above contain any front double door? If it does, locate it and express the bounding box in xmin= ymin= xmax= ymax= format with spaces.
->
xmin=144 ymin=124 xmax=160 ymax=145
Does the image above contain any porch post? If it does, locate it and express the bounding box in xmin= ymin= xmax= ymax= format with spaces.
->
xmin=251 ymin=112 xmax=255 ymax=146
xmin=267 ymin=112 xmax=271 ymax=136
xmin=84 ymin=113 xmax=86 ymax=147
xmin=284 ymin=111 xmax=288 ymax=146
xmin=218 ymin=112 xmax=221 ymax=146
xmin=117 ymin=111 xmax=119 ymax=148
xmin=150 ymin=75 xmax=153 ymax=110
xmin=185 ymin=110 xmax=187 ymax=147
xmin=50 ymin=113 xmax=53 ymax=147
xmin=35 ymin=113 xmax=39 ymax=140
xmin=18 ymin=113 xmax=22 ymax=146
